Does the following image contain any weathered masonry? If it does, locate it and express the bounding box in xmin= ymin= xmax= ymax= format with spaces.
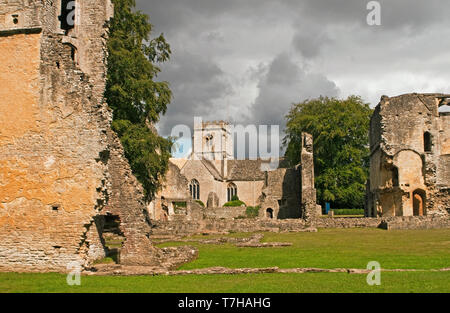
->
xmin=150 ymin=119 xmax=319 ymax=222
xmin=0 ymin=0 xmax=160 ymax=272
xmin=366 ymin=94 xmax=450 ymax=217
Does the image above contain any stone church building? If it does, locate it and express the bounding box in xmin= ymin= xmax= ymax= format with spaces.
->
xmin=150 ymin=121 xmax=319 ymax=221
xmin=366 ymin=93 xmax=450 ymax=217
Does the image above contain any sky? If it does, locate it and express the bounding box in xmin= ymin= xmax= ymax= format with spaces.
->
xmin=136 ymin=0 xmax=450 ymax=153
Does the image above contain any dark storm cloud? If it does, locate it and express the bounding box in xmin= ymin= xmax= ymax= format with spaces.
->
xmin=251 ymin=53 xmax=339 ymax=127
xmin=156 ymin=50 xmax=232 ymax=135
xmin=135 ymin=0 xmax=450 ymax=136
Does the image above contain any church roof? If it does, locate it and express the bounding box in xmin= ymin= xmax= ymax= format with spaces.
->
xmin=200 ymin=159 xmax=223 ymax=181
xmin=227 ymin=159 xmax=266 ymax=181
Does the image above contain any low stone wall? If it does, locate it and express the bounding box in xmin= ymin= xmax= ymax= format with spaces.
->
xmin=150 ymin=216 xmax=450 ymax=238
xmin=379 ymin=216 xmax=450 ymax=230
xmin=314 ymin=217 xmax=383 ymax=229
xmin=203 ymin=206 xmax=247 ymax=219
xmin=151 ymin=218 xmax=308 ymax=237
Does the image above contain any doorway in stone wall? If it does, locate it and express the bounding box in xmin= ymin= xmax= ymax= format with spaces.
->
xmin=266 ymin=208 xmax=274 ymax=219
xmin=413 ymin=189 xmax=426 ymax=216
xmin=102 ymin=214 xmax=125 ymax=263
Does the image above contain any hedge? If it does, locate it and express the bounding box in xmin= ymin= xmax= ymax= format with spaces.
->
xmin=331 ymin=209 xmax=364 ymax=216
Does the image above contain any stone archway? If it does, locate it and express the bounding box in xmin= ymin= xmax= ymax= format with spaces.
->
xmin=266 ymin=208 xmax=274 ymax=219
xmin=413 ymin=189 xmax=426 ymax=216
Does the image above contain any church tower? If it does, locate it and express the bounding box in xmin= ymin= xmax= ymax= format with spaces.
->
xmin=192 ymin=119 xmax=233 ymax=177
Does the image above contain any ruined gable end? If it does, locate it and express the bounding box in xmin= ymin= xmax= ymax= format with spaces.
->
xmin=367 ymin=93 xmax=450 ymax=218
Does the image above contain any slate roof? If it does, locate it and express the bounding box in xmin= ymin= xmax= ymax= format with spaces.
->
xmin=227 ymin=159 xmax=266 ymax=181
xmin=200 ymin=159 xmax=223 ymax=181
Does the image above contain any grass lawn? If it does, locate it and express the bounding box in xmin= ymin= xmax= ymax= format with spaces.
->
xmin=0 ymin=272 xmax=449 ymax=293
xmin=1 ymin=228 xmax=449 ymax=293
xmin=159 ymin=228 xmax=450 ymax=270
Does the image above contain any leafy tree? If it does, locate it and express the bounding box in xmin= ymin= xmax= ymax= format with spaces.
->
xmin=284 ymin=96 xmax=373 ymax=210
xmin=106 ymin=0 xmax=173 ymax=199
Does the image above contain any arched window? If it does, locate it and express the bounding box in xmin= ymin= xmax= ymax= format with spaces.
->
xmin=424 ymin=132 xmax=432 ymax=152
xmin=227 ymin=183 xmax=237 ymax=202
xmin=189 ymin=179 xmax=200 ymax=200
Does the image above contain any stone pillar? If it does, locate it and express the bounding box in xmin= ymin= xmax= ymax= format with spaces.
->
xmin=300 ymin=133 xmax=318 ymax=221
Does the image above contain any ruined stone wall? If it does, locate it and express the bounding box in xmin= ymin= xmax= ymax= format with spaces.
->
xmin=0 ymin=0 xmax=113 ymax=272
xmin=233 ymin=180 xmax=264 ymax=207
xmin=150 ymin=161 xmax=191 ymax=221
xmin=151 ymin=216 xmax=450 ymax=237
xmin=379 ymin=216 xmax=450 ymax=230
xmin=260 ymin=168 xmax=302 ymax=219
xmin=0 ymin=0 xmax=160 ymax=272
xmin=300 ymin=133 xmax=319 ymax=220
xmin=203 ymin=206 xmax=247 ymax=219
xmin=368 ymin=94 xmax=450 ymax=218
xmin=103 ymin=131 xmax=162 ymax=266
xmin=151 ymin=218 xmax=309 ymax=237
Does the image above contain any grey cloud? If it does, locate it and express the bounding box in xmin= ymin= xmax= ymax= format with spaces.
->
xmin=157 ymin=50 xmax=232 ymax=135
xmin=251 ymin=53 xmax=339 ymax=127
xmin=133 ymin=0 xmax=450 ymax=136
xmin=292 ymin=29 xmax=330 ymax=59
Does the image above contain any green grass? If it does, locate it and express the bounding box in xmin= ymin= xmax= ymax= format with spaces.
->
xmin=93 ymin=257 xmax=116 ymax=265
xmin=331 ymin=209 xmax=365 ymax=215
xmin=1 ymin=228 xmax=449 ymax=293
xmin=158 ymin=228 xmax=450 ymax=270
xmin=1 ymin=272 xmax=449 ymax=293
xmin=223 ymin=200 xmax=246 ymax=207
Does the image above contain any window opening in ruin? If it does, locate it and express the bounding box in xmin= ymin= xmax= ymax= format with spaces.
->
xmin=424 ymin=132 xmax=432 ymax=153
xmin=62 ymin=43 xmax=78 ymax=65
xmin=412 ymin=190 xmax=426 ymax=216
xmin=162 ymin=205 xmax=169 ymax=221
xmin=52 ymin=205 xmax=60 ymax=211
xmin=439 ymin=105 xmax=450 ymax=113
xmin=102 ymin=214 xmax=125 ymax=264
xmin=438 ymin=98 xmax=450 ymax=113
xmin=70 ymin=46 xmax=76 ymax=61
xmin=190 ymin=179 xmax=200 ymax=200
xmin=12 ymin=15 xmax=19 ymax=25
xmin=227 ymin=183 xmax=237 ymax=202
xmin=392 ymin=167 xmax=399 ymax=187
xmin=266 ymin=208 xmax=274 ymax=219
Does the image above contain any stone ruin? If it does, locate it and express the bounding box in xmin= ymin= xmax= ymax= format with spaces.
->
xmin=0 ymin=3 xmax=448 ymax=275
xmin=0 ymin=0 xmax=177 ymax=272
xmin=366 ymin=93 xmax=450 ymax=218
xmin=149 ymin=121 xmax=320 ymax=223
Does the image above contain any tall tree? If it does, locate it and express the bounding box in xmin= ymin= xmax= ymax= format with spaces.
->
xmin=106 ymin=0 xmax=172 ymax=199
xmin=284 ymin=96 xmax=373 ymax=210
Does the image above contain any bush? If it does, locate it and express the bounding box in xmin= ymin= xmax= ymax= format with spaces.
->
xmin=195 ymin=200 xmax=205 ymax=207
xmin=331 ymin=209 xmax=364 ymax=216
xmin=246 ymin=206 xmax=260 ymax=218
xmin=173 ymin=202 xmax=187 ymax=208
xmin=231 ymin=195 xmax=240 ymax=201
xmin=223 ymin=200 xmax=246 ymax=207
